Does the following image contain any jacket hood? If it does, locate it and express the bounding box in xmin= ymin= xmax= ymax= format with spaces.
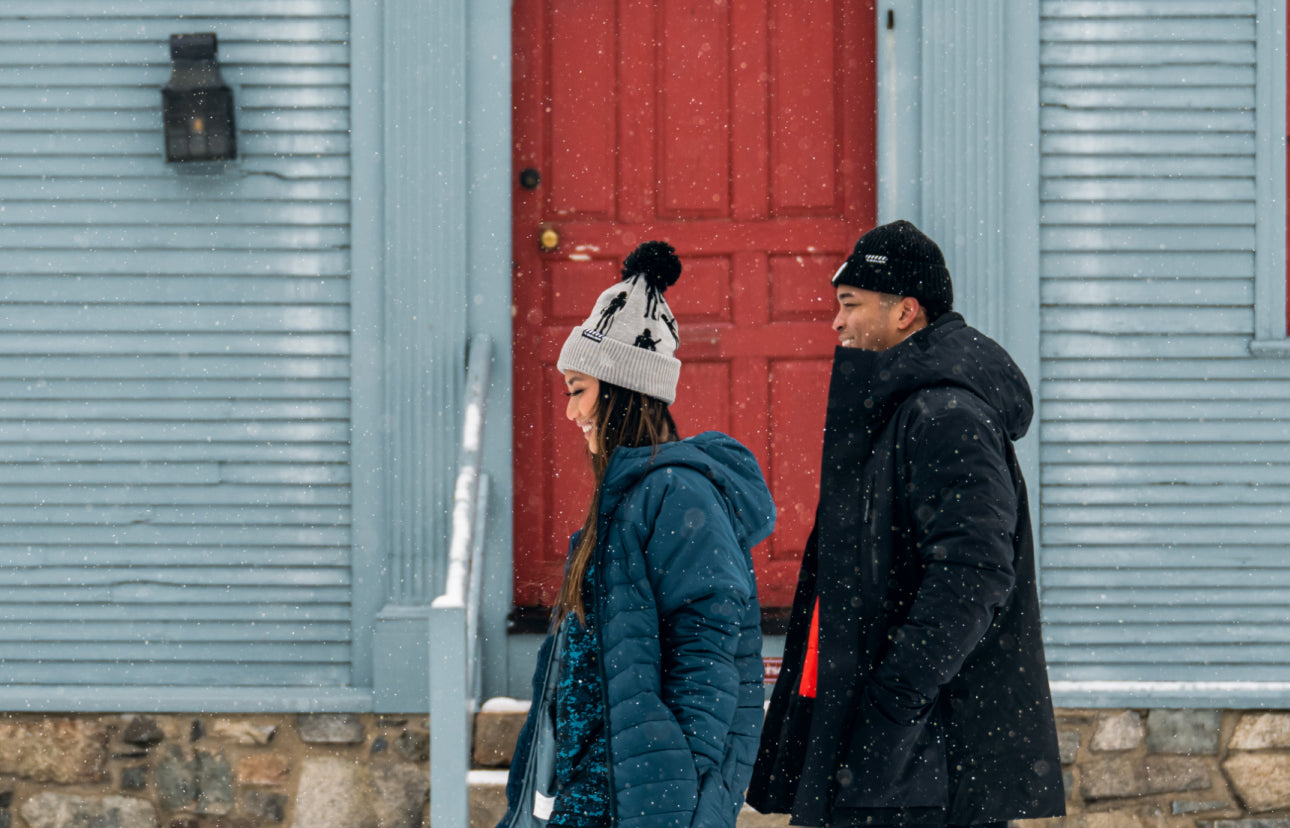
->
xmin=831 ymin=312 xmax=1033 ymax=442
xmin=600 ymin=431 xmax=776 ymax=550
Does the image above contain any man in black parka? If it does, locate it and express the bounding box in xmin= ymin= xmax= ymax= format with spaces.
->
xmin=747 ymin=220 xmax=1065 ymax=827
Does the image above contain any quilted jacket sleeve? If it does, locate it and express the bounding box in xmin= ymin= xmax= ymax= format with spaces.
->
xmin=868 ymin=392 xmax=1019 ymax=724
xmin=640 ymin=468 xmax=754 ymax=776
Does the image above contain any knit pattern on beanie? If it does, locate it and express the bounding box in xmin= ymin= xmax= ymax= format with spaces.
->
xmin=557 ymin=241 xmax=682 ymax=404
xmin=831 ymin=219 xmax=954 ymax=319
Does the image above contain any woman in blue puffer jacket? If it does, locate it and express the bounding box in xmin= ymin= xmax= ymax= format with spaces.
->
xmin=498 ymin=241 xmax=775 ymax=828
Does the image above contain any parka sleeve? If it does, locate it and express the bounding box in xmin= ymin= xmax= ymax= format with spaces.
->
xmin=640 ymin=469 xmax=754 ymax=775
xmin=867 ymin=398 xmax=1019 ymax=723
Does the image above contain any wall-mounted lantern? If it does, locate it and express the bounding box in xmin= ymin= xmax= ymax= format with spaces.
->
xmin=162 ymin=33 xmax=236 ymax=162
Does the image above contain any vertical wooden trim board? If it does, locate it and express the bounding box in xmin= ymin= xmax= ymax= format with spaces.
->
xmin=1252 ymin=0 xmax=1287 ymax=346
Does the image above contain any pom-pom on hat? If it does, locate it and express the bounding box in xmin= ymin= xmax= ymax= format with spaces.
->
xmin=831 ymin=219 xmax=954 ymax=320
xmin=557 ymin=241 xmax=683 ymax=404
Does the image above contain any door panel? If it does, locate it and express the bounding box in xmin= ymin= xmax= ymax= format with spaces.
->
xmin=771 ymin=0 xmax=841 ymax=213
xmin=513 ymin=0 xmax=876 ymax=608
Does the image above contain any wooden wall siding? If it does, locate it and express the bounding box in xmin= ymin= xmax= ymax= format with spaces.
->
xmin=1040 ymin=0 xmax=1290 ymax=684
xmin=0 ymin=2 xmax=353 ymax=687
xmin=918 ymin=2 xmax=1008 ymax=341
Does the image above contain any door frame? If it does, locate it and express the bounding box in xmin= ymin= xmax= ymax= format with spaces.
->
xmin=497 ymin=2 xmax=1045 ymax=697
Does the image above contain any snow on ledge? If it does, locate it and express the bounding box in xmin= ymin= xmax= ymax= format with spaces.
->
xmin=1051 ymin=681 xmax=1290 ymax=709
xmin=468 ymin=770 xmax=511 ymax=786
xmin=480 ymin=697 xmax=531 ymax=713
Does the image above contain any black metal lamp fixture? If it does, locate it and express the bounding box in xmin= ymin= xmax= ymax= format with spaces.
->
xmin=162 ymin=33 xmax=236 ymax=162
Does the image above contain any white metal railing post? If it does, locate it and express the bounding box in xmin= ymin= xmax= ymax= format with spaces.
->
xmin=429 ymin=334 xmax=492 ymax=826
xmin=429 ymin=602 xmax=469 ymax=825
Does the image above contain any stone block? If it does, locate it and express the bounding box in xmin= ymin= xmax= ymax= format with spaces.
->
xmin=243 ymin=791 xmax=288 ymax=823
xmin=121 ymin=717 xmax=165 ymax=747
xmin=469 ymin=780 xmax=509 ymax=828
xmin=1059 ymin=730 xmax=1081 ymax=765
xmin=1171 ymin=800 xmax=1234 ymax=815
xmin=296 ymin=714 xmax=365 ymax=744
xmin=293 ymin=758 xmax=370 ymax=828
xmin=372 ymin=764 xmax=428 ymax=828
xmin=1015 ymin=812 xmax=1158 ymax=828
xmin=1230 ymin=714 xmax=1290 ymax=751
xmin=1141 ymin=755 xmax=1213 ymax=796
xmin=154 ymin=747 xmax=232 ymax=815
xmin=0 ymin=717 xmax=109 ymax=783
xmin=394 ymin=729 xmax=429 ymax=763
xmin=473 ymin=711 xmax=526 ymax=767
xmin=293 ymin=758 xmax=424 ymax=828
xmin=237 ymin=753 xmax=292 ymax=786
xmin=211 ymin=720 xmax=277 ymax=745
xmin=1081 ymin=755 xmax=1211 ymax=800
xmin=1223 ymin=752 xmax=1290 ymax=813
xmin=1200 ymin=821 xmax=1290 ymax=828
xmin=121 ymin=765 xmax=148 ymax=791
xmin=197 ymin=751 xmax=234 ymax=815
xmin=156 ymin=717 xmax=189 ymax=744
xmin=1090 ymin=711 xmax=1144 ymax=752
xmin=1146 ymin=709 xmax=1221 ymax=755
xmin=19 ymin=792 xmax=158 ymax=828
xmin=155 ymin=746 xmax=197 ymax=811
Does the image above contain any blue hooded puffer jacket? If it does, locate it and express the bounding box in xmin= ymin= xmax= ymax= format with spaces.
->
xmin=499 ymin=431 xmax=775 ymax=828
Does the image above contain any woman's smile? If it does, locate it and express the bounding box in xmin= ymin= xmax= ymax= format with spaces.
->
xmin=563 ymin=369 xmax=601 ymax=453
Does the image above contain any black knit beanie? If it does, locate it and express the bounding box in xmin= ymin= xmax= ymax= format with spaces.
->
xmin=831 ymin=219 xmax=953 ymax=320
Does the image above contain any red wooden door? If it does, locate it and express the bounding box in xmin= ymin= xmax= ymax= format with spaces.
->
xmin=512 ymin=0 xmax=876 ymax=610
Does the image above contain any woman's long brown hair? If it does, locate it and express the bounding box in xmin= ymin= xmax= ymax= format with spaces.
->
xmin=552 ymin=380 xmax=678 ymax=627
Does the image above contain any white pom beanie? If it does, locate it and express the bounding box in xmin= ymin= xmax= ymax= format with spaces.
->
xmin=556 ymin=241 xmax=682 ymax=404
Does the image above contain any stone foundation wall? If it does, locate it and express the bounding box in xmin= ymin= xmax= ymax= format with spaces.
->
xmin=0 ymin=714 xmax=429 ymax=828
xmin=3 ymin=708 xmax=1288 ymax=828
xmin=1040 ymin=709 xmax=1290 ymax=828
xmin=471 ymin=707 xmax=1290 ymax=828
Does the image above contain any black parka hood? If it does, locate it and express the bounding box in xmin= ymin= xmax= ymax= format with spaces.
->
xmin=830 ymin=311 xmax=1032 ymax=446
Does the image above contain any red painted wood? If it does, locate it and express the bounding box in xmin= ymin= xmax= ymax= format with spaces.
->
xmin=512 ymin=0 xmax=876 ymax=608
xmin=550 ymin=0 xmax=616 ymax=217
xmin=771 ymin=0 xmax=838 ymax=213
xmin=662 ymin=0 xmax=731 ymax=218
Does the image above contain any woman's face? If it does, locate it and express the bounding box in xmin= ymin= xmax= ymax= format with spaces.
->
xmin=563 ymin=370 xmax=601 ymax=454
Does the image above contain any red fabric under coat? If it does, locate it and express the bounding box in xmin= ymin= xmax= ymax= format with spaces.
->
xmin=798 ymin=599 xmax=820 ymax=698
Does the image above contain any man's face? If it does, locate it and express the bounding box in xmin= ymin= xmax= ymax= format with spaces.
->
xmin=832 ymin=286 xmax=906 ymax=351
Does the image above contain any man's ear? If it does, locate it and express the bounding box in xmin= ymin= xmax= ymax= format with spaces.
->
xmin=896 ymin=297 xmax=924 ymax=330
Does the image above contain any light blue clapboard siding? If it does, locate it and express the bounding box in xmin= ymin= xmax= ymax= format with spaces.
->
xmin=0 ymin=2 xmax=352 ymax=691
xmin=1039 ymin=0 xmax=1287 ymax=688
